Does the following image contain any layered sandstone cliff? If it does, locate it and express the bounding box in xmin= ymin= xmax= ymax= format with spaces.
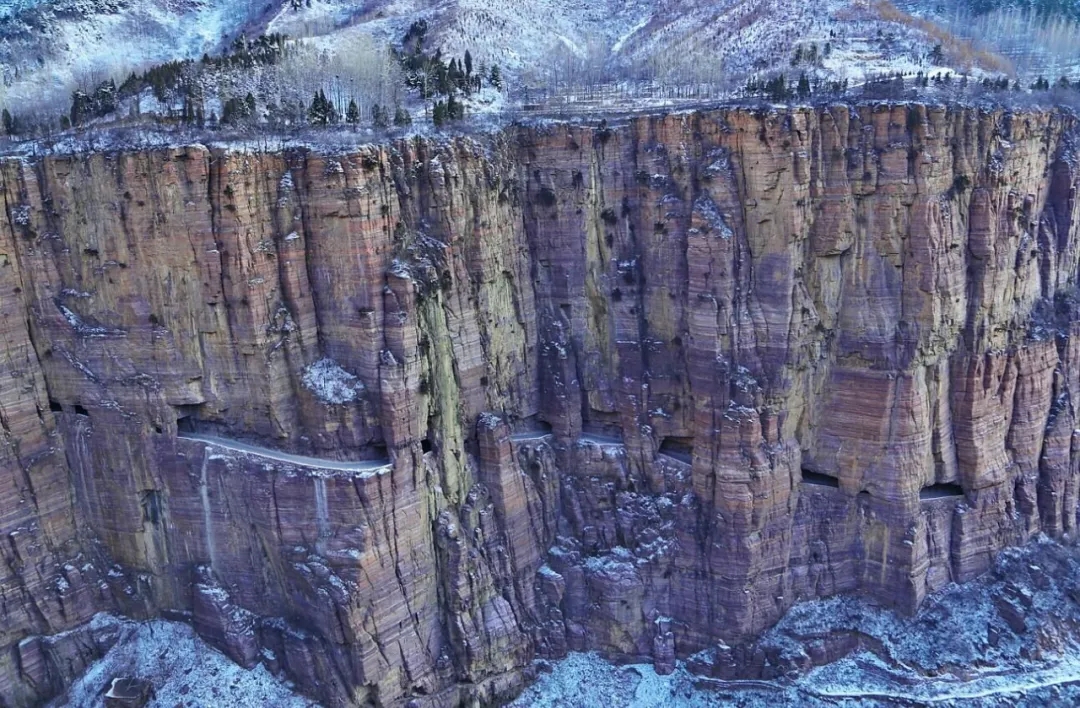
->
xmin=1 ymin=104 xmax=1078 ymax=707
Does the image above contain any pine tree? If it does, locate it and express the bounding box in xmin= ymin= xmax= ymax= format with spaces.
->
xmin=1 ymin=108 xmax=13 ymax=136
xmin=93 ymin=79 xmax=117 ymax=116
xmin=446 ymin=93 xmax=460 ymax=120
xmin=432 ymin=100 xmax=447 ymax=127
xmin=464 ymin=50 xmax=473 ymax=77
xmin=222 ymin=97 xmax=248 ymax=125
xmin=489 ymin=64 xmax=502 ymax=90
xmin=394 ymin=106 xmax=412 ymax=127
xmin=245 ymin=92 xmax=257 ymax=117
xmin=373 ymin=103 xmax=390 ymax=127
xmin=765 ymin=75 xmax=788 ymax=101
xmin=309 ymin=89 xmax=334 ymax=125
xmin=346 ymin=99 xmax=360 ymax=124
xmin=118 ymin=72 xmax=141 ymax=99
xmin=797 ymin=72 xmax=811 ymax=99
xmin=70 ymin=90 xmax=92 ymax=127
xmin=435 ymin=62 xmax=449 ymax=95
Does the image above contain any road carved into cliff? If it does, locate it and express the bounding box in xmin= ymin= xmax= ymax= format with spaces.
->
xmin=510 ymin=431 xmax=555 ymax=441
xmin=179 ymin=433 xmax=392 ymax=475
xmin=578 ymin=433 xmax=624 ymax=446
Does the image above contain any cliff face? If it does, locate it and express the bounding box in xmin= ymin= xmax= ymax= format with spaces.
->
xmin=1 ymin=104 xmax=1078 ymax=706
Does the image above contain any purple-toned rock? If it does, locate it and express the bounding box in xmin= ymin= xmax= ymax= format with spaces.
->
xmin=1 ymin=105 xmax=1079 ymax=705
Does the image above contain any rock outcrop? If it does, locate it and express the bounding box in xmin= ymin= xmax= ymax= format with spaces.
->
xmin=1 ymin=104 xmax=1079 ymax=706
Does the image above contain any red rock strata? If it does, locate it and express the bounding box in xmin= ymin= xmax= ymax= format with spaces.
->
xmin=1 ymin=104 xmax=1079 ymax=706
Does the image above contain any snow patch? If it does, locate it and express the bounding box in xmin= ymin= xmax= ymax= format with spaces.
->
xmin=302 ymin=358 xmax=364 ymax=405
xmin=53 ymin=615 xmax=316 ymax=707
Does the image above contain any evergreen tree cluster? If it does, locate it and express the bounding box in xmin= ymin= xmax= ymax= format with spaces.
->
xmin=861 ymin=73 xmax=907 ymax=98
xmin=393 ymin=20 xmax=502 ymax=126
xmin=202 ymin=34 xmax=289 ymax=70
xmin=1 ymin=108 xmax=17 ymax=136
xmin=287 ymin=88 xmax=413 ymax=131
xmin=432 ymin=93 xmax=465 ymax=126
xmin=743 ymin=72 xmax=855 ymax=101
xmin=221 ymin=93 xmax=257 ymax=125
xmin=981 ymin=76 xmax=1015 ymax=90
xmin=743 ymin=75 xmax=797 ymax=101
xmin=393 ymin=106 xmax=413 ymax=127
xmin=790 ymin=43 xmax=825 ymax=67
xmin=346 ymin=99 xmax=361 ymax=124
xmin=138 ymin=59 xmax=194 ymax=103
xmin=308 ymin=89 xmax=336 ymax=125
xmin=69 ymin=79 xmax=118 ymax=127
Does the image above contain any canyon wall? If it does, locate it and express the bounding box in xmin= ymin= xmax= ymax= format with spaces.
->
xmin=0 ymin=104 xmax=1078 ymax=706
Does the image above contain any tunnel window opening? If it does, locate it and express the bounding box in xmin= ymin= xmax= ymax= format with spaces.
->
xmin=801 ymin=469 xmax=840 ymax=488
xmin=583 ymin=408 xmax=622 ymax=441
xmin=522 ymin=416 xmax=553 ymax=435
xmin=175 ymin=404 xmax=202 ymax=434
xmin=421 ymin=439 xmax=433 ymax=454
xmin=140 ymin=490 xmax=162 ymax=526
xmin=920 ymin=483 xmax=964 ymax=501
xmin=658 ymin=436 xmax=694 ymax=463
xmin=371 ymin=443 xmax=389 ymax=459
xmin=73 ymin=404 xmax=89 ymax=417
xmin=48 ymin=399 xmax=63 ymax=413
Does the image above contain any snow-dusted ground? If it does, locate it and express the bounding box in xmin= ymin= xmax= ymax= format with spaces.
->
xmin=48 ymin=533 xmax=1080 ymax=706
xmin=50 ymin=615 xmax=318 ymax=708
xmin=516 ymin=537 xmax=1080 ymax=707
xmin=512 ymin=650 xmax=1080 ymax=707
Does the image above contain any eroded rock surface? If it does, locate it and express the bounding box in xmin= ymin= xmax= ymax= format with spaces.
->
xmin=2 ymin=104 xmax=1080 ymax=706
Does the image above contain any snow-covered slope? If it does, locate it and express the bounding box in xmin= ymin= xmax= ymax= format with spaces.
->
xmin=0 ymin=0 xmax=1055 ymax=122
xmin=50 ymin=615 xmax=318 ymax=708
xmin=0 ymin=0 xmax=270 ymax=113
xmin=267 ymin=0 xmax=1015 ymax=85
